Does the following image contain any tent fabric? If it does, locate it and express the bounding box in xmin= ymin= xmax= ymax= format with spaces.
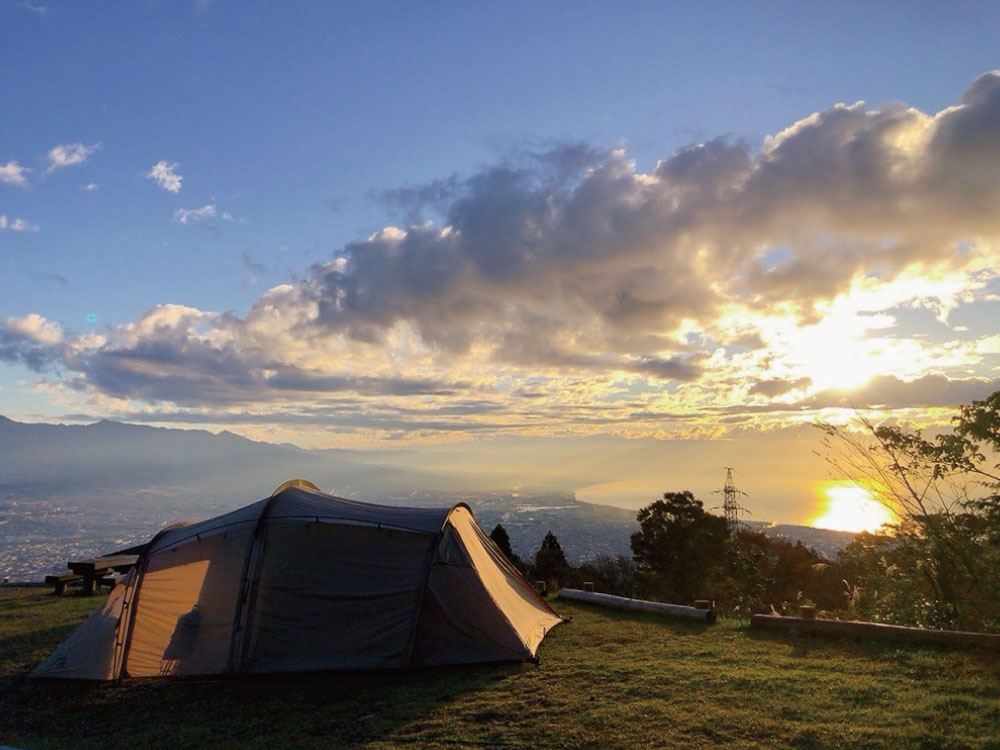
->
xmin=33 ymin=484 xmax=561 ymax=680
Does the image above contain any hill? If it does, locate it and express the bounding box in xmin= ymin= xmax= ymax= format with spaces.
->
xmin=1 ymin=588 xmax=997 ymax=749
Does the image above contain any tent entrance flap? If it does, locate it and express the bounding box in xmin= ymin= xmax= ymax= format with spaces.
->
xmin=246 ymin=521 xmax=435 ymax=672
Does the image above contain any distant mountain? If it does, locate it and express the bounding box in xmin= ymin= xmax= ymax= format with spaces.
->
xmin=0 ymin=415 xmax=443 ymax=503
xmin=746 ymin=521 xmax=857 ymax=559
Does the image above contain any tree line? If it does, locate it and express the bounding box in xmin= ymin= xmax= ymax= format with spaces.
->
xmin=490 ymin=494 xmax=844 ymax=617
xmin=491 ymin=391 xmax=1000 ymax=633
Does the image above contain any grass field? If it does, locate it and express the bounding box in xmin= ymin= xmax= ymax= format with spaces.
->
xmin=1 ymin=587 xmax=999 ymax=749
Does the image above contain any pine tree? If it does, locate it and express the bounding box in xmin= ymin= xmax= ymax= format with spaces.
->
xmin=489 ymin=523 xmax=514 ymax=559
xmin=533 ymin=530 xmax=569 ymax=585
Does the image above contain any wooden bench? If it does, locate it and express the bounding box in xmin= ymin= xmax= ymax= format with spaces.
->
xmin=45 ymin=571 xmax=121 ymax=595
xmin=45 ymin=572 xmax=83 ymax=595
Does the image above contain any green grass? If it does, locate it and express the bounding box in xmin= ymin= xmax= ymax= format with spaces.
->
xmin=2 ymin=588 xmax=999 ymax=749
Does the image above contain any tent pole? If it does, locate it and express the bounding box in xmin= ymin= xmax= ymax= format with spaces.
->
xmin=226 ymin=494 xmax=281 ymax=674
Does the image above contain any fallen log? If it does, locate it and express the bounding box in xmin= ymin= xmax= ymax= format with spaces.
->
xmin=558 ymin=588 xmax=716 ymax=623
xmin=750 ymin=614 xmax=1000 ymax=651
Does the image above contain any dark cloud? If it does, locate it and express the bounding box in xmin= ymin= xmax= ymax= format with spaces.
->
xmin=28 ymin=272 xmax=70 ymax=289
xmin=71 ymin=350 xmax=471 ymax=407
xmin=265 ymin=368 xmax=469 ymax=397
xmin=0 ymin=335 xmax=58 ymax=371
xmin=0 ymin=318 xmax=63 ymax=372
xmin=626 ymin=355 xmax=703 ymax=382
xmin=749 ymin=377 xmax=812 ymax=398
xmin=375 ymin=174 xmax=462 ymax=224
xmin=697 ymin=375 xmax=1000 ymax=416
xmin=241 ymin=251 xmax=268 ymax=276
xmin=804 ymin=374 xmax=1000 ymax=410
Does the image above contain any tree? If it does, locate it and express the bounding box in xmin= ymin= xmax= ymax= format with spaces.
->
xmin=573 ymin=555 xmax=637 ymax=598
xmin=719 ymin=529 xmax=773 ymax=614
xmin=818 ymin=390 xmax=1000 ymax=631
xmin=630 ymin=491 xmax=728 ymax=604
xmin=489 ymin=523 xmax=515 ymax=559
xmin=533 ymin=530 xmax=570 ymax=585
xmin=489 ymin=522 xmax=526 ymax=571
xmin=710 ymin=529 xmax=843 ymax=616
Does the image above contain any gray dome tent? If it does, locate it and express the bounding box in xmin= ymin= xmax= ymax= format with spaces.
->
xmin=34 ymin=482 xmax=561 ymax=679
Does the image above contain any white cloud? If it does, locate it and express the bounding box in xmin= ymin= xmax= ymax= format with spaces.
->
xmin=0 ymin=161 xmax=29 ymax=186
xmin=7 ymin=70 xmax=1000 ymax=440
xmin=83 ymin=182 xmax=98 ymax=191
xmin=2 ymin=313 xmax=63 ymax=345
xmin=146 ymin=160 xmax=182 ymax=193
xmin=0 ymin=215 xmax=39 ymax=232
xmin=174 ymin=203 xmax=217 ymax=224
xmin=46 ymin=142 xmax=99 ymax=172
xmin=975 ymin=335 xmax=1000 ymax=355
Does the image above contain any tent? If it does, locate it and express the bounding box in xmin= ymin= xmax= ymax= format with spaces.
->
xmin=34 ymin=480 xmax=561 ymax=679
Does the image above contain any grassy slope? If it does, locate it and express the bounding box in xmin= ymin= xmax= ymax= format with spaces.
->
xmin=1 ymin=588 xmax=999 ymax=750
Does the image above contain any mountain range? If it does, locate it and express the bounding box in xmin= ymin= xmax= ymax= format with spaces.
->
xmin=0 ymin=416 xmax=856 ymax=578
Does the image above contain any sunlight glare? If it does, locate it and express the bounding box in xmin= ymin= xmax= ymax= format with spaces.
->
xmin=812 ymin=483 xmax=895 ymax=533
xmin=790 ymin=306 xmax=887 ymax=391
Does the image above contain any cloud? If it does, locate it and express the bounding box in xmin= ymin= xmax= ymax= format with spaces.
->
xmin=83 ymin=182 xmax=98 ymax=191
xmin=146 ymin=161 xmax=182 ymax=193
xmin=0 ymin=215 xmax=39 ymax=232
xmin=6 ymin=71 xmax=1000 ymax=439
xmin=29 ymin=272 xmax=70 ymax=289
xmin=804 ymin=374 xmax=1000 ymax=410
xmin=749 ymin=377 xmax=812 ymax=398
xmin=375 ymin=174 xmax=462 ymax=224
xmin=626 ymin=355 xmax=704 ymax=381
xmin=174 ymin=203 xmax=216 ymax=224
xmin=241 ymin=250 xmax=272 ymax=286
xmin=46 ymin=142 xmax=99 ymax=172
xmin=0 ymin=314 xmax=64 ymax=371
xmin=0 ymin=161 xmax=29 ymax=186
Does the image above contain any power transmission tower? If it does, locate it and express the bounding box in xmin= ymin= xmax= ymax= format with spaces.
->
xmin=712 ymin=467 xmax=750 ymax=535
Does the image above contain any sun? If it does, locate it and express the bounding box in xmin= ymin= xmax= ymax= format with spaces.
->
xmin=811 ymin=482 xmax=896 ymax=533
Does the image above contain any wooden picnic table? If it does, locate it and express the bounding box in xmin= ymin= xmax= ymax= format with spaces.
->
xmin=47 ymin=541 xmax=148 ymax=595
xmin=64 ymin=553 xmax=139 ymax=594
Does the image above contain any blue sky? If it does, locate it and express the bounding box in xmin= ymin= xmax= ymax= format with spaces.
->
xmin=3 ymin=1 xmax=1000 ymax=524
xmin=5 ymin=1 xmax=998 ymax=326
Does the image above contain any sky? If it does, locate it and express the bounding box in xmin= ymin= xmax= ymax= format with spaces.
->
xmin=3 ymin=1 xmax=1000 ymax=528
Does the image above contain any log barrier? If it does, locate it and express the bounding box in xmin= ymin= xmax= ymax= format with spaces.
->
xmin=750 ymin=614 xmax=1000 ymax=651
xmin=558 ymin=588 xmax=716 ymax=623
